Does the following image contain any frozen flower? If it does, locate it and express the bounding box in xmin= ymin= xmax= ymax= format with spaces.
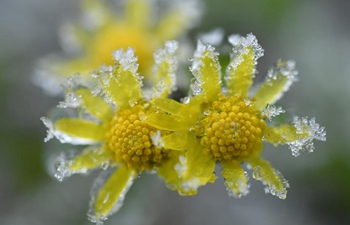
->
xmin=42 ymin=42 xmax=184 ymax=224
xmin=145 ymin=34 xmax=326 ymax=198
xmin=34 ymin=0 xmax=202 ymax=95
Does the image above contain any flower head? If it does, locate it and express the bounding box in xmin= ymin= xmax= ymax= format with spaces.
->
xmin=42 ymin=41 xmax=184 ymax=223
xmin=35 ymin=0 xmax=202 ymax=95
xmin=145 ymin=34 xmax=326 ymax=198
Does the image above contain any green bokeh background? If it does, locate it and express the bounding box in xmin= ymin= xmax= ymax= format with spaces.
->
xmin=1 ymin=0 xmax=349 ymax=224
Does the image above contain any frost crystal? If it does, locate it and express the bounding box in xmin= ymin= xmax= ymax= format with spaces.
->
xmin=229 ymin=33 xmax=264 ymax=61
xmin=112 ymin=48 xmax=139 ymax=74
xmin=262 ymin=105 xmax=285 ymax=120
xmin=225 ymin=171 xmax=250 ymax=198
xmin=174 ymin=155 xmax=187 ymax=177
xmin=151 ymin=130 xmax=163 ymax=148
xmin=288 ymin=116 xmax=326 ymax=157
xmin=54 ymin=153 xmax=74 ymax=182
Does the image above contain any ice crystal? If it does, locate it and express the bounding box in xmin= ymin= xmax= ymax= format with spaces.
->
xmin=54 ymin=153 xmax=73 ymax=182
xmin=229 ymin=33 xmax=264 ymax=61
xmin=288 ymin=116 xmax=326 ymax=157
xmin=262 ymin=105 xmax=285 ymax=120
xmin=189 ymin=40 xmax=220 ymax=96
xmin=112 ymin=48 xmax=139 ymax=74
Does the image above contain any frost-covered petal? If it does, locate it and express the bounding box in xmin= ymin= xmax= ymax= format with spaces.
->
xmin=76 ymin=88 xmax=113 ymax=122
xmin=88 ymin=166 xmax=136 ymax=224
xmin=190 ymin=40 xmax=221 ymax=101
xmin=176 ymin=134 xmax=216 ymax=195
xmin=96 ymin=48 xmax=143 ymax=107
xmin=226 ymin=34 xmax=262 ymax=98
xmin=158 ymin=151 xmax=186 ymax=192
xmin=151 ymin=41 xmax=178 ymax=98
xmin=263 ymin=116 xmax=326 ymax=157
xmin=247 ymin=155 xmax=289 ymax=199
xmin=161 ymin=132 xmax=188 ymax=151
xmin=69 ymin=146 xmax=113 ymax=173
xmin=55 ymin=118 xmax=105 ymax=143
xmin=221 ymin=161 xmax=249 ymax=198
xmin=254 ymin=60 xmax=298 ymax=110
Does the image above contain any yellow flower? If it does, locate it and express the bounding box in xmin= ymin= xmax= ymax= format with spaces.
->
xmin=42 ymin=41 xmax=184 ymax=223
xmin=145 ymin=34 xmax=326 ymax=198
xmin=35 ymin=0 xmax=202 ymax=95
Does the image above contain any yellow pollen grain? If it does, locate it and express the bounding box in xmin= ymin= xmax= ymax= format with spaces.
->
xmin=200 ymin=94 xmax=266 ymax=162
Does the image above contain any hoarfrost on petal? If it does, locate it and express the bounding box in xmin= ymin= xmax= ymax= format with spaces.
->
xmin=151 ymin=130 xmax=163 ymax=148
xmin=190 ymin=78 xmax=202 ymax=96
xmin=174 ymin=155 xmax=187 ymax=177
xmin=225 ymin=171 xmax=250 ymax=198
xmin=266 ymin=60 xmax=299 ymax=90
xmin=288 ymin=116 xmax=326 ymax=157
xmin=112 ymin=47 xmax=139 ymax=74
xmin=251 ymin=166 xmax=289 ymax=200
xmin=229 ymin=33 xmax=264 ymax=61
xmin=54 ymin=152 xmax=74 ymax=182
xmin=261 ymin=105 xmax=285 ymax=120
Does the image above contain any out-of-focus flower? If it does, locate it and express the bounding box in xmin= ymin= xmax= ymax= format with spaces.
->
xmin=42 ymin=41 xmax=185 ymax=223
xmin=145 ymin=34 xmax=326 ymax=198
xmin=35 ymin=0 xmax=202 ymax=95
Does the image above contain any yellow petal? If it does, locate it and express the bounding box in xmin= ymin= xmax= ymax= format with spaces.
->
xmin=124 ymin=0 xmax=150 ymax=28
xmin=226 ymin=46 xmax=255 ymax=98
xmin=151 ymin=98 xmax=189 ymax=117
xmin=253 ymin=61 xmax=298 ymax=110
xmin=247 ymin=155 xmax=289 ymax=199
xmin=151 ymin=41 xmax=178 ymax=98
xmin=145 ymin=112 xmax=194 ymax=131
xmin=179 ymin=134 xmax=216 ymax=195
xmin=76 ymin=88 xmax=113 ymax=122
xmin=55 ymin=118 xmax=105 ymax=142
xmin=221 ymin=161 xmax=249 ymax=198
xmin=161 ymin=132 xmax=188 ymax=151
xmin=263 ymin=125 xmax=308 ymax=146
xmin=191 ymin=41 xmax=221 ymax=101
xmin=70 ymin=147 xmax=113 ymax=173
xmin=92 ymin=166 xmax=136 ymax=220
xmin=98 ymin=54 xmax=143 ymax=107
xmin=158 ymin=151 xmax=186 ymax=192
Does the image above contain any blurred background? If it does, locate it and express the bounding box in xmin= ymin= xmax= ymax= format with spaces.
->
xmin=1 ymin=0 xmax=349 ymax=224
